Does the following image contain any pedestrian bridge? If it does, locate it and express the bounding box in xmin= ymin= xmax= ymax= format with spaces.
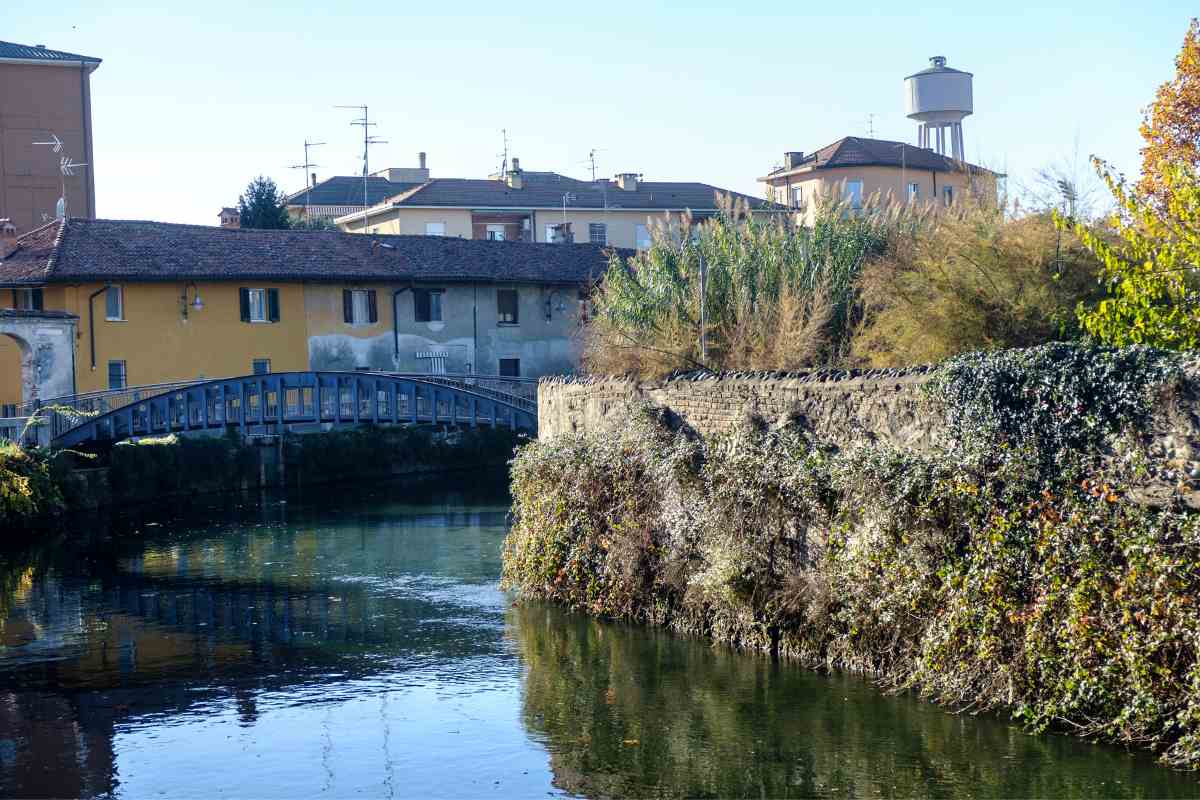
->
xmin=4 ymin=372 xmax=538 ymax=447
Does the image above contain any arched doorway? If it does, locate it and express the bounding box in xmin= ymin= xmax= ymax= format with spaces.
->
xmin=0 ymin=310 xmax=78 ymax=412
xmin=0 ymin=332 xmax=31 ymax=416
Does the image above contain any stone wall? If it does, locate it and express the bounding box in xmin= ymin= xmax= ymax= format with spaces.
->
xmin=539 ymin=364 xmax=1200 ymax=508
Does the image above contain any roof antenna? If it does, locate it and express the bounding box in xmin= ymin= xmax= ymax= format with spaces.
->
xmin=288 ymin=138 xmax=326 ymax=221
xmin=335 ymin=105 xmax=387 ymax=207
xmin=34 ymin=132 xmax=86 ymax=219
xmin=866 ymin=113 xmax=876 ymax=138
xmin=498 ymin=128 xmax=510 ymax=176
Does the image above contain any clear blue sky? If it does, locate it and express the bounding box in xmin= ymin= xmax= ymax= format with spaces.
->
xmin=7 ymin=1 xmax=1195 ymax=224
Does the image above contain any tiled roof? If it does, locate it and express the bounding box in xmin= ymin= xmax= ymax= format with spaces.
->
xmin=0 ymin=218 xmax=615 ymax=287
xmin=382 ymin=173 xmax=770 ymax=212
xmin=0 ymin=40 xmax=101 ymax=64
xmin=285 ymin=176 xmax=421 ymax=208
xmin=763 ymin=136 xmax=995 ymax=178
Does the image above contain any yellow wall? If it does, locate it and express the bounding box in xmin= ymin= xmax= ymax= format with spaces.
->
xmin=0 ymin=336 xmax=20 ymax=407
xmin=348 ymin=208 xmax=474 ymax=238
xmin=765 ymin=165 xmax=996 ymax=225
xmin=56 ymin=282 xmax=309 ymax=393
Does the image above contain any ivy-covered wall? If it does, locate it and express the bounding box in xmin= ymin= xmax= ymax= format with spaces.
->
xmin=507 ymin=344 xmax=1200 ymax=768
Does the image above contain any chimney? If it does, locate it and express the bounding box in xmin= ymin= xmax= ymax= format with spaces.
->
xmin=615 ymin=173 xmax=640 ymax=191
xmin=0 ymin=219 xmax=19 ymax=260
xmin=548 ymin=222 xmax=573 ymax=244
xmin=311 ymin=172 xmax=317 ymax=187
xmin=418 ymin=152 xmax=427 ymax=169
xmin=506 ymin=157 xmax=523 ymax=190
xmin=784 ymin=151 xmax=805 ymax=169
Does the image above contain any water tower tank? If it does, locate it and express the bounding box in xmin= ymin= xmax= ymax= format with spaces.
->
xmin=904 ymin=56 xmax=973 ymax=159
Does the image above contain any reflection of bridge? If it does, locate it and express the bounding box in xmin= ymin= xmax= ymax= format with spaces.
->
xmin=23 ymin=371 xmax=538 ymax=446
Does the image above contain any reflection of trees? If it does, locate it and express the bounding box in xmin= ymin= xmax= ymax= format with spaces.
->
xmin=513 ymin=602 xmax=1198 ymax=799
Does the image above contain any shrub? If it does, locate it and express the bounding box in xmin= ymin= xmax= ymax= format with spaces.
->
xmin=503 ymin=345 xmax=1200 ymax=767
xmin=0 ymin=443 xmax=63 ymax=527
xmin=853 ymin=202 xmax=1104 ymax=367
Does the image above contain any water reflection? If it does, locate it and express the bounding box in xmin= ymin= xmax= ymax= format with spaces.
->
xmin=0 ymin=477 xmax=1197 ymax=799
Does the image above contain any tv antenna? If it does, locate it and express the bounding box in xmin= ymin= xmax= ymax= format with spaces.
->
xmin=34 ymin=132 xmax=86 ymax=219
xmin=288 ymin=138 xmax=326 ymax=219
xmin=497 ymin=128 xmax=510 ymax=176
xmin=335 ymin=105 xmax=387 ymax=207
xmin=866 ymin=113 xmax=876 ymax=138
xmin=582 ymin=148 xmax=607 ymax=181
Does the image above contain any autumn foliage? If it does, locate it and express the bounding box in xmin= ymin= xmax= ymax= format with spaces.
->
xmin=1139 ymin=18 xmax=1200 ymax=206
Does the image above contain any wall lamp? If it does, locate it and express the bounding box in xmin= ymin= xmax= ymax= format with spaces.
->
xmin=181 ymin=282 xmax=204 ymax=319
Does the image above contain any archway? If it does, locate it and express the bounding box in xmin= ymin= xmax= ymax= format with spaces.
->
xmin=0 ymin=310 xmax=78 ymax=412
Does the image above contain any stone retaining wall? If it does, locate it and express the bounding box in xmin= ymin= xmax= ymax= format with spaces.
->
xmin=539 ymin=365 xmax=1200 ymax=508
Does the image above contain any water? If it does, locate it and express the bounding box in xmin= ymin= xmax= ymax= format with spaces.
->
xmin=1 ymin=476 xmax=1197 ymax=799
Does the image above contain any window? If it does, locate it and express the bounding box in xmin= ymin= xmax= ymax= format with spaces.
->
xmin=105 ymin=285 xmax=123 ymax=320
xmin=844 ymin=180 xmax=864 ymax=210
xmin=425 ymin=221 xmax=446 ymax=236
xmin=497 ymin=289 xmax=519 ymax=325
xmin=588 ymin=223 xmax=607 ymax=246
xmin=486 ymin=224 xmax=506 ymax=241
xmin=635 ymin=224 xmax=651 ymax=250
xmin=252 ymin=359 xmax=271 ymax=375
xmin=791 ymin=185 xmax=803 ymax=209
xmin=498 ymin=358 xmax=520 ymax=377
xmin=107 ymin=360 xmax=126 ymax=390
xmin=907 ymin=182 xmax=920 ymax=203
xmin=943 ymin=185 xmax=955 ymax=207
xmin=413 ymin=288 xmax=444 ymax=322
xmin=11 ymin=288 xmax=43 ymax=311
xmin=342 ymin=289 xmax=378 ymax=325
xmin=239 ymin=288 xmax=279 ymax=323
xmin=544 ymin=224 xmax=556 ymax=243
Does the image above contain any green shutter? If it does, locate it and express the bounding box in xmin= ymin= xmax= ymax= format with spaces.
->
xmin=267 ymin=288 xmax=280 ymax=322
xmin=367 ymin=290 xmax=378 ymax=324
xmin=239 ymin=288 xmax=250 ymax=322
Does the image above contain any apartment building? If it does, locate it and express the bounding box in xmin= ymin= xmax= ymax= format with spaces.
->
xmin=0 ymin=40 xmax=101 ymax=233
xmin=759 ymin=137 xmax=998 ymax=224
xmin=0 ymin=218 xmax=612 ymax=410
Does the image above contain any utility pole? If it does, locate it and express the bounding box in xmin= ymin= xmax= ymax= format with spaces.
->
xmin=335 ymin=105 xmax=386 ymax=208
xmin=288 ymin=138 xmax=326 ymax=221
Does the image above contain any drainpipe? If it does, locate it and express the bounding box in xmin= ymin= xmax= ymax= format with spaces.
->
xmin=87 ymin=285 xmax=107 ymax=369
xmin=472 ymin=283 xmax=478 ymax=371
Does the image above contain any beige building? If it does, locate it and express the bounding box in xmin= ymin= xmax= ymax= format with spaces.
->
xmin=0 ymin=40 xmax=100 ymax=233
xmin=324 ymin=158 xmax=777 ymax=249
xmin=759 ymin=136 xmax=999 ymax=225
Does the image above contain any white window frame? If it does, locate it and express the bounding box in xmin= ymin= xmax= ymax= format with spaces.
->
xmin=14 ymin=288 xmax=37 ymax=310
xmin=425 ymin=221 xmax=446 ymax=236
xmin=844 ymin=180 xmax=864 ymax=210
xmin=943 ymin=185 xmax=955 ymax=207
xmin=107 ymin=360 xmax=127 ymax=390
xmin=545 ymin=224 xmax=556 ymax=243
xmin=351 ymin=289 xmax=371 ymax=325
xmin=907 ymin=182 xmax=920 ymax=203
xmin=588 ymin=222 xmax=607 ymax=246
xmin=105 ymin=285 xmax=125 ymax=321
xmin=791 ymin=185 xmax=803 ymax=209
xmin=247 ymin=288 xmax=268 ymax=323
xmin=486 ymin=224 xmax=506 ymax=241
xmin=635 ymin=224 xmax=651 ymax=250
xmin=497 ymin=288 xmax=519 ymax=325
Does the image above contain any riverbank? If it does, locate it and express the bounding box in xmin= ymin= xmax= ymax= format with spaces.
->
xmin=503 ymin=344 xmax=1200 ymax=769
xmin=1 ymin=424 xmax=523 ymax=533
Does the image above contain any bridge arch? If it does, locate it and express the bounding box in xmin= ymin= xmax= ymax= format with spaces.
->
xmin=0 ymin=310 xmax=77 ymax=409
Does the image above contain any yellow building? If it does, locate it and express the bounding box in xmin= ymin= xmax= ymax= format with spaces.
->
xmin=758 ymin=137 xmax=999 ymax=224
xmin=0 ymin=218 xmax=611 ymax=410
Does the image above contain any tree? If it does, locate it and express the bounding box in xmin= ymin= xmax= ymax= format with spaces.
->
xmin=1059 ymin=159 xmax=1200 ymax=350
xmin=1138 ymin=18 xmax=1200 ymax=206
xmin=290 ymin=216 xmax=338 ymax=231
xmin=237 ymin=176 xmax=290 ymax=230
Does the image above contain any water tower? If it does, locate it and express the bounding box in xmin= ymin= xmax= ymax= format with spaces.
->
xmin=905 ymin=56 xmax=973 ymax=160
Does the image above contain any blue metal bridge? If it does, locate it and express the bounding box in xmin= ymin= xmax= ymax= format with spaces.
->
xmin=10 ymin=372 xmax=538 ymax=447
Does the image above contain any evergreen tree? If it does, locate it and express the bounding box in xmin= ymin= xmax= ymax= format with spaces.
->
xmin=237 ymin=176 xmax=290 ymax=230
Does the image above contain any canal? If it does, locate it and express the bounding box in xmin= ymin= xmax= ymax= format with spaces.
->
xmin=1 ymin=475 xmax=1197 ymax=799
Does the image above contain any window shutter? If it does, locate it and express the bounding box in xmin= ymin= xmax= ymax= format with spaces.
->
xmin=414 ymin=290 xmax=429 ymax=322
xmin=367 ymin=290 xmax=378 ymax=323
xmin=239 ymin=288 xmax=250 ymax=322
xmin=267 ymin=288 xmax=280 ymax=322
xmin=32 ymin=289 xmax=43 ymax=311
xmin=343 ymin=289 xmax=353 ymax=323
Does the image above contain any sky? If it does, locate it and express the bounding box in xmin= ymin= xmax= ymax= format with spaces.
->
xmin=6 ymin=1 xmax=1195 ymax=224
